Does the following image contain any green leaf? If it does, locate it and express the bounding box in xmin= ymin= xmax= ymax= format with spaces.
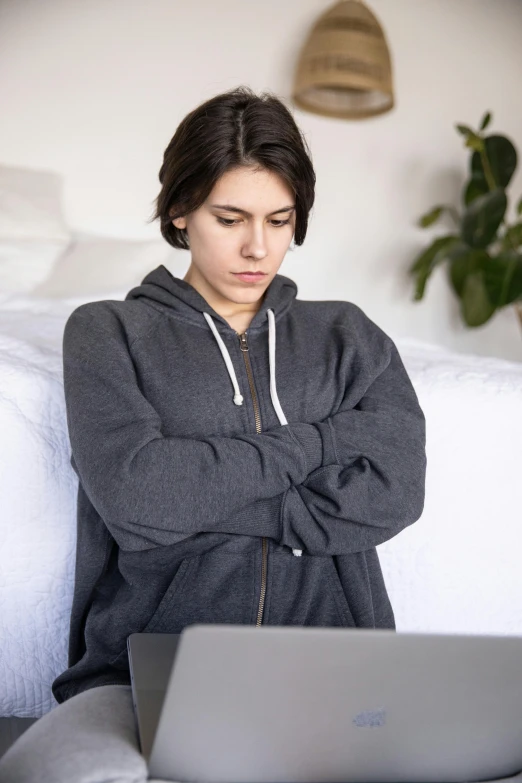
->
xmin=408 ymin=235 xmax=461 ymax=300
xmin=456 ymin=124 xmax=475 ymax=136
xmin=500 ymin=223 xmax=522 ymax=251
xmin=463 ymin=177 xmax=489 ymax=206
xmin=418 ymin=206 xmax=443 ymax=228
xmin=456 ymin=123 xmax=484 ymax=151
xmin=461 ymin=188 xmax=507 ymax=248
xmin=448 ymin=248 xmax=522 ymax=314
xmin=479 ymin=111 xmax=492 ymax=131
xmin=469 ymin=135 xmax=518 ymax=190
xmin=483 ymin=251 xmax=522 ymax=307
xmin=461 ymin=271 xmax=496 ymax=326
xmin=447 ymin=248 xmax=496 ymax=325
xmin=448 ymin=248 xmax=490 ymax=298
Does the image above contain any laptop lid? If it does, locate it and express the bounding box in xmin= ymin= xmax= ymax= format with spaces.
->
xmin=134 ymin=624 xmax=522 ymax=783
xmin=127 ymin=632 xmax=181 ymax=759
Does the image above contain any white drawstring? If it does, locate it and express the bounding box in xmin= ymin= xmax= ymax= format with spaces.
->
xmin=266 ymin=309 xmax=288 ymax=427
xmin=203 ymin=308 xmax=303 ymax=557
xmin=203 ymin=313 xmax=244 ymax=406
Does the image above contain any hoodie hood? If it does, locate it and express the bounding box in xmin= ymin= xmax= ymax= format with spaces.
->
xmin=125 ymin=264 xmax=298 ymax=332
xmin=126 ymin=263 xmax=303 ymax=556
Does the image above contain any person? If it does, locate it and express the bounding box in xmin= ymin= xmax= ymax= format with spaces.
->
xmin=0 ymin=85 xmax=427 ymax=783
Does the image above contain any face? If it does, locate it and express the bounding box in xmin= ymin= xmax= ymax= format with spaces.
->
xmin=171 ymin=165 xmax=296 ymax=324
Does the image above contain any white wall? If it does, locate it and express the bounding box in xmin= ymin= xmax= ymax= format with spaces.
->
xmin=1 ymin=0 xmax=521 ymax=361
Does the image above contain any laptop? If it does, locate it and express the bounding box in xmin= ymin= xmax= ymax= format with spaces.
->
xmin=127 ymin=624 xmax=522 ymax=783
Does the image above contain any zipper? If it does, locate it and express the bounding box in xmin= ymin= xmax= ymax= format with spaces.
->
xmin=237 ymin=330 xmax=267 ymax=627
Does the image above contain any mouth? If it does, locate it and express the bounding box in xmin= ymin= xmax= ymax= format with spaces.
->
xmin=232 ymin=272 xmax=267 ymax=282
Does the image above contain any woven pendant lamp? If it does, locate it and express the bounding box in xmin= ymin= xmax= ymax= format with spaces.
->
xmin=292 ymin=0 xmax=394 ymax=120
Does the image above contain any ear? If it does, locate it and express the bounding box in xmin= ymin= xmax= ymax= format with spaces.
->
xmin=172 ymin=216 xmax=187 ymax=230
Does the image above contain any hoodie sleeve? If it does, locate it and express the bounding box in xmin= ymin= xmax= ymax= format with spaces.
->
xmin=62 ymin=306 xmax=323 ymax=552
xmin=275 ymin=321 xmax=427 ymax=556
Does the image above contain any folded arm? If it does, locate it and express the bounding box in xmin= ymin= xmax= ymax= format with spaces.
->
xmin=275 ymin=336 xmax=427 ymax=556
xmin=62 ymin=306 xmax=323 ymax=552
xmin=214 ymin=314 xmax=426 ymax=557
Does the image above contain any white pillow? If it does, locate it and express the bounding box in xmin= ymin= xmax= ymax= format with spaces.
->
xmin=31 ymin=233 xmax=176 ymax=298
xmin=0 ymin=164 xmax=71 ymax=293
xmin=0 ymin=240 xmax=72 ymax=295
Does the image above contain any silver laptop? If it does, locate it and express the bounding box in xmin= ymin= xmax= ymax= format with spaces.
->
xmin=127 ymin=624 xmax=522 ymax=783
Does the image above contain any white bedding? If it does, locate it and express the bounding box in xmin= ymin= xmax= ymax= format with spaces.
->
xmin=0 ymin=292 xmax=126 ymax=718
xmin=1 ymin=294 xmax=521 ymax=718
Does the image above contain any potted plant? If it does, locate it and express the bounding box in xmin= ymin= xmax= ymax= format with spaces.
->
xmin=409 ymin=111 xmax=522 ymax=335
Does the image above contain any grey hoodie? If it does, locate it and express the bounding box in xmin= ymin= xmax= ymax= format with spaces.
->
xmin=51 ymin=266 xmax=427 ymax=705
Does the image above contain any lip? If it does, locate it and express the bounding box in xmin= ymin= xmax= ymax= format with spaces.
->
xmin=233 ymin=272 xmax=267 ymax=282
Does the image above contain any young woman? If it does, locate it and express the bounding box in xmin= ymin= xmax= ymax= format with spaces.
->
xmin=0 ymin=85 xmax=426 ymax=782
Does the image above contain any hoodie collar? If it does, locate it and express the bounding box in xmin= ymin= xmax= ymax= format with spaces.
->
xmin=126 ymin=264 xmax=303 ymax=556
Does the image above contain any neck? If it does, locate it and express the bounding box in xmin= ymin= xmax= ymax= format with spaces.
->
xmin=183 ymin=265 xmax=265 ymax=322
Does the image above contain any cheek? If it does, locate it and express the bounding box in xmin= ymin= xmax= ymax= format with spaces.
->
xmin=198 ymin=231 xmax=237 ymax=270
xmin=193 ymin=222 xmax=232 ymax=253
xmin=277 ymin=225 xmax=295 ymax=247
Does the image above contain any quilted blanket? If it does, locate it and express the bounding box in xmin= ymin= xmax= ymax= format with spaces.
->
xmin=1 ymin=293 xmax=521 ymax=718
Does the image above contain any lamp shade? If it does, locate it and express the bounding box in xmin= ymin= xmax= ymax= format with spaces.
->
xmin=292 ymin=0 xmax=394 ymax=120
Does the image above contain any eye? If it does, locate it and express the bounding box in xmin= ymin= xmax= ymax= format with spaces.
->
xmin=270 ymin=219 xmax=292 ymax=227
xmin=217 ymin=217 xmax=240 ymax=226
xmin=216 ymin=217 xmax=291 ymax=227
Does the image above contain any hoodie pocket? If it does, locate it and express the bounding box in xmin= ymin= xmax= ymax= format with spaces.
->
xmin=326 ymin=558 xmax=356 ymax=627
xmin=134 ymin=550 xmax=255 ymax=637
xmin=108 ymin=556 xmax=193 ymax=667
xmin=266 ymin=553 xmax=356 ymax=627
xmin=109 ymin=550 xmax=255 ymax=668
xmin=140 ymin=557 xmax=194 ymax=634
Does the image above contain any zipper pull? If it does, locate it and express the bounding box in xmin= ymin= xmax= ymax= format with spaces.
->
xmin=238 ymin=332 xmax=249 ymax=352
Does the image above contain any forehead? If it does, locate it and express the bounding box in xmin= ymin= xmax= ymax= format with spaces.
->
xmin=207 ymin=166 xmax=295 ymax=208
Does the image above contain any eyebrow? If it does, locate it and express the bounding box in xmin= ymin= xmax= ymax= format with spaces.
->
xmin=210 ymin=203 xmax=296 ymax=217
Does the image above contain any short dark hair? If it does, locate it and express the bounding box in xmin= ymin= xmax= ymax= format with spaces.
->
xmin=147 ymin=85 xmax=316 ymax=250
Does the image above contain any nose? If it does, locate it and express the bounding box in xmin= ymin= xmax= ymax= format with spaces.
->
xmin=242 ymin=223 xmax=268 ymax=259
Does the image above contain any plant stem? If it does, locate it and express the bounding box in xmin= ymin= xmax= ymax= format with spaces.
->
xmin=480 ymin=147 xmax=497 ymax=190
xmin=499 ymin=254 xmax=517 ymax=306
